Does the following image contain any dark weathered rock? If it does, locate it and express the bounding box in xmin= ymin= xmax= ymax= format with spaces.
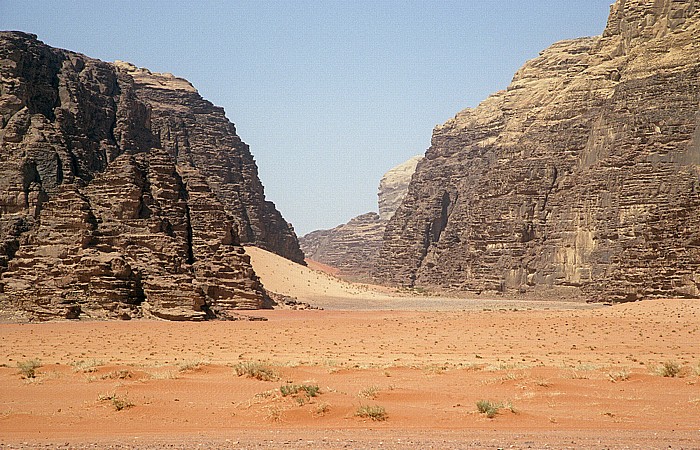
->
xmin=376 ymin=0 xmax=700 ymax=301
xmin=117 ymin=62 xmax=305 ymax=265
xmin=300 ymin=156 xmax=422 ymax=278
xmin=0 ymin=31 xmax=300 ymax=320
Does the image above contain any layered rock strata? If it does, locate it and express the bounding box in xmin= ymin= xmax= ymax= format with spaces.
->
xmin=300 ymin=156 xmax=422 ymax=277
xmin=0 ymin=31 xmax=301 ymax=320
xmin=376 ymin=0 xmax=700 ymax=301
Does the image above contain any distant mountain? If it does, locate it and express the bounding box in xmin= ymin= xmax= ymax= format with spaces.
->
xmin=300 ymin=156 xmax=422 ymax=278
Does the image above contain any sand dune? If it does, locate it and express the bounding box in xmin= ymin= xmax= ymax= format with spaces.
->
xmin=245 ymin=245 xmax=597 ymax=311
xmin=245 ymin=245 xmax=391 ymax=301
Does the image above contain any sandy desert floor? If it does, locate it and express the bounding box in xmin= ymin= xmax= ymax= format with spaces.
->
xmin=1 ymin=248 xmax=699 ymax=449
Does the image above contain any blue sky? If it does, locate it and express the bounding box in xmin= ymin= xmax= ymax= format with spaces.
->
xmin=1 ymin=1 xmax=612 ymax=235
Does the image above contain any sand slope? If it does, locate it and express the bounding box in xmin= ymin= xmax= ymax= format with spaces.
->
xmin=245 ymin=245 xmax=390 ymax=301
xmin=245 ymin=245 xmax=597 ymax=311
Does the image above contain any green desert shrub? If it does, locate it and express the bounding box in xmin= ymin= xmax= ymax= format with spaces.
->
xmin=476 ymin=400 xmax=500 ymax=418
xmin=476 ymin=400 xmax=514 ymax=418
xmin=358 ymin=385 xmax=380 ymax=399
xmin=98 ymin=393 xmax=134 ymax=411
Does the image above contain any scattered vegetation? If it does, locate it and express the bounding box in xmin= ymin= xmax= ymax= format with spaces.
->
xmin=103 ymin=369 xmax=133 ymax=380
xmin=280 ymin=383 xmax=320 ymax=398
xmin=534 ymin=378 xmax=551 ymax=387
xmin=264 ymin=405 xmax=284 ymax=422
xmin=17 ymin=359 xmax=42 ymax=379
xmin=608 ymin=369 xmax=630 ymax=382
xmin=314 ymin=402 xmax=330 ymax=417
xmin=355 ymin=404 xmax=387 ymax=421
xmin=233 ymin=362 xmax=279 ymax=381
xmin=148 ymin=369 xmax=178 ymax=380
xmin=177 ymin=360 xmax=207 ymax=372
xmin=71 ymin=359 xmax=103 ymax=373
xmin=476 ymin=400 xmax=515 ymax=418
xmin=358 ymin=385 xmax=380 ymax=399
xmin=565 ymin=370 xmax=590 ymax=380
xmin=658 ymin=360 xmax=681 ymax=378
xmin=98 ymin=393 xmax=134 ymax=411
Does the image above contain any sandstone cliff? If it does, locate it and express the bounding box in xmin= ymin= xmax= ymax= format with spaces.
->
xmin=300 ymin=156 xmax=422 ymax=277
xmin=0 ymin=31 xmax=303 ymax=320
xmin=378 ymin=155 xmax=424 ymax=221
xmin=376 ymin=0 xmax=700 ymax=301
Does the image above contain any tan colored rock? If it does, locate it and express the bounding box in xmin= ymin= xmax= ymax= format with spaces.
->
xmin=376 ymin=0 xmax=700 ymax=301
xmin=378 ymin=155 xmax=423 ymax=221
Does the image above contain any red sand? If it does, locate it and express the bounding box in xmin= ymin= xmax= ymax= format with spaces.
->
xmin=1 ymin=300 xmax=699 ymax=448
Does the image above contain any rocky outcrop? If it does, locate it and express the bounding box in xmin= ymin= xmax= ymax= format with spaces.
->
xmin=378 ymin=155 xmax=423 ymax=221
xmin=0 ymin=31 xmax=302 ymax=320
xmin=300 ymin=212 xmax=384 ymax=277
xmin=300 ymin=156 xmax=422 ymax=277
xmin=117 ymin=62 xmax=305 ymax=265
xmin=376 ymin=0 xmax=700 ymax=302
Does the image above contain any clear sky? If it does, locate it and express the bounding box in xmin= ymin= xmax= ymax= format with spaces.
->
xmin=1 ymin=0 xmax=612 ymax=236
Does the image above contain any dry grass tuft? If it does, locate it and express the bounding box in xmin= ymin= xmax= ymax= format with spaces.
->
xmin=355 ymin=404 xmax=387 ymax=421
xmin=17 ymin=359 xmax=42 ymax=379
xmin=233 ymin=362 xmax=279 ymax=381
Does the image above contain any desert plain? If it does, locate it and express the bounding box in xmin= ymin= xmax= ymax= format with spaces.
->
xmin=0 ymin=248 xmax=699 ymax=449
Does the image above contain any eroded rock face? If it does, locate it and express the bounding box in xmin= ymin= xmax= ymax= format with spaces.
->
xmin=376 ymin=0 xmax=700 ymax=301
xmin=300 ymin=212 xmax=384 ymax=277
xmin=378 ymin=155 xmax=423 ymax=221
xmin=300 ymin=156 xmax=422 ymax=277
xmin=0 ymin=32 xmax=301 ymax=320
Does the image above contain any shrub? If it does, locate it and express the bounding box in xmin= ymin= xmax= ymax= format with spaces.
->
xmin=233 ymin=362 xmax=278 ymax=381
xmin=17 ymin=359 xmax=42 ymax=379
xmin=608 ymin=369 xmax=630 ymax=382
xmin=177 ymin=360 xmax=207 ymax=372
xmin=476 ymin=400 xmax=500 ymax=418
xmin=355 ymin=404 xmax=387 ymax=421
xmin=71 ymin=359 xmax=103 ymax=373
xmin=103 ymin=369 xmax=133 ymax=380
xmin=280 ymin=384 xmax=320 ymax=398
xmin=659 ymin=360 xmax=681 ymax=378
xmin=111 ymin=396 xmax=134 ymax=411
xmin=314 ymin=402 xmax=330 ymax=417
xmin=98 ymin=393 xmax=134 ymax=411
xmin=358 ymin=385 xmax=380 ymax=399
xmin=476 ymin=400 xmax=516 ymax=418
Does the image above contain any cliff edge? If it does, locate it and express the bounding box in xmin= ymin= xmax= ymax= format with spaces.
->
xmin=0 ymin=32 xmax=303 ymax=320
xmin=376 ymin=0 xmax=700 ymax=301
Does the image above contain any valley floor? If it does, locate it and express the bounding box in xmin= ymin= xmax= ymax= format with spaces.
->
xmin=1 ymin=299 xmax=699 ymax=449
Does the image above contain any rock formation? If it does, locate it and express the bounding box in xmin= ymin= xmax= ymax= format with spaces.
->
xmin=376 ymin=0 xmax=700 ymax=302
xmin=0 ymin=31 xmax=303 ymax=320
xmin=300 ymin=156 xmax=422 ymax=277
xmin=378 ymin=155 xmax=423 ymax=221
